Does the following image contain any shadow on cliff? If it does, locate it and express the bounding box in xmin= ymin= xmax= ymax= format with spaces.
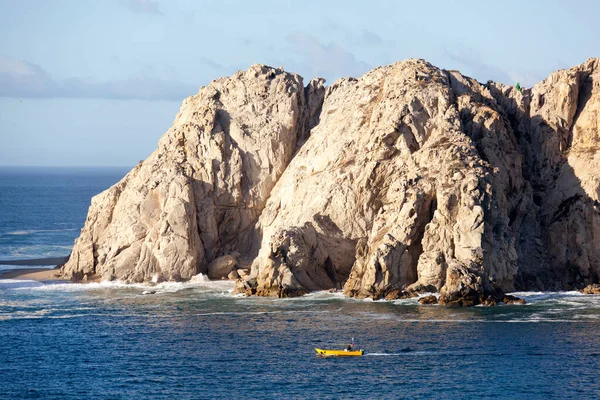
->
xmin=193 ymin=99 xmax=320 ymax=272
xmin=268 ymin=215 xmax=357 ymax=292
xmin=487 ymin=83 xmax=600 ymax=290
xmin=444 ymin=68 xmax=600 ymax=291
xmin=189 ymin=108 xmax=268 ymax=271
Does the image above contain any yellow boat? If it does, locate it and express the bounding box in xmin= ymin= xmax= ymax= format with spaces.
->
xmin=315 ymin=348 xmax=364 ymax=357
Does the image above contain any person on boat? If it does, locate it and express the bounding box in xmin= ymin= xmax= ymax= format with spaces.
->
xmin=346 ymin=344 xmax=353 ymax=351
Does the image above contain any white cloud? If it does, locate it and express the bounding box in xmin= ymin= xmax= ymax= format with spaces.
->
xmin=0 ymin=58 xmax=58 ymax=97
xmin=125 ymin=0 xmax=163 ymax=15
xmin=361 ymin=30 xmax=383 ymax=46
xmin=444 ymin=47 xmax=545 ymax=87
xmin=285 ymin=32 xmax=371 ymax=81
xmin=444 ymin=49 xmax=512 ymax=84
xmin=200 ymin=57 xmax=226 ymax=71
xmin=507 ymin=71 xmax=545 ymax=88
xmin=0 ymin=57 xmax=197 ymax=101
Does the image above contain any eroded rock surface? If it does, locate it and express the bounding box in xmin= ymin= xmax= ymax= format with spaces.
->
xmin=62 ymin=65 xmax=317 ymax=282
xmin=64 ymin=58 xmax=600 ymax=305
xmin=580 ymin=284 xmax=600 ymax=295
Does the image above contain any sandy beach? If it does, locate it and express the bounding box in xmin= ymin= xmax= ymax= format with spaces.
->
xmin=0 ymin=267 xmax=66 ymax=281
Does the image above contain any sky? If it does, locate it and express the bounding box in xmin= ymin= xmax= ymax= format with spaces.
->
xmin=0 ymin=0 xmax=598 ymax=167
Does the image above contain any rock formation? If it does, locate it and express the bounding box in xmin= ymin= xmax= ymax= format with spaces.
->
xmin=62 ymin=58 xmax=600 ymax=305
xmin=62 ymin=65 xmax=323 ymax=282
xmin=580 ymin=284 xmax=600 ymax=295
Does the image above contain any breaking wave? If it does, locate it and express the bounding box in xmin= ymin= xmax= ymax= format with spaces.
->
xmin=4 ymin=273 xmax=235 ymax=295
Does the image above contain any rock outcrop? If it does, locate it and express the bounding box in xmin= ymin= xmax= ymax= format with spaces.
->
xmin=418 ymin=295 xmax=438 ymax=305
xmin=62 ymin=65 xmax=323 ymax=282
xmin=63 ymin=58 xmax=600 ymax=305
xmin=580 ymin=284 xmax=600 ymax=295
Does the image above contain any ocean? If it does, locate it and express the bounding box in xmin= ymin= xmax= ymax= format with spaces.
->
xmin=0 ymin=166 xmax=129 ymax=270
xmin=1 ymin=167 xmax=600 ymax=399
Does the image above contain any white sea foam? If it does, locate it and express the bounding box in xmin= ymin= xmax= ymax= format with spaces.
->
xmin=13 ymin=273 xmax=235 ymax=295
xmin=234 ymin=290 xmax=352 ymax=305
xmin=261 ymin=290 xmax=437 ymax=305
xmin=509 ymin=291 xmax=585 ymax=302
xmin=194 ymin=309 xmax=332 ymax=316
xmin=0 ymin=279 xmax=45 ymax=289
xmin=300 ymin=290 xmax=348 ymax=301
xmin=572 ymin=314 xmax=600 ymax=319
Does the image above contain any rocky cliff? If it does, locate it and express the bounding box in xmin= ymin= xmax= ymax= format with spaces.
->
xmin=62 ymin=58 xmax=600 ymax=305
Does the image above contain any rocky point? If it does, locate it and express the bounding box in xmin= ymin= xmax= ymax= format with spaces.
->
xmin=61 ymin=58 xmax=600 ymax=306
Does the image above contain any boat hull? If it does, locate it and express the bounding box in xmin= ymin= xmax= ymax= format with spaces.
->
xmin=315 ymin=348 xmax=364 ymax=357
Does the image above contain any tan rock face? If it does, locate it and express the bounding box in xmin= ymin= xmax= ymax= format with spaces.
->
xmin=240 ymin=60 xmax=521 ymax=301
xmin=62 ymin=65 xmax=314 ymax=282
xmin=489 ymin=58 xmax=600 ymax=291
xmin=207 ymin=255 xmax=237 ymax=280
xmin=64 ymin=58 xmax=600 ymax=305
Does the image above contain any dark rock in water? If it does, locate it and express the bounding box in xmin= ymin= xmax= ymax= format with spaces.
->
xmin=384 ymin=288 xmax=418 ymax=300
xmin=384 ymin=284 xmax=438 ymax=300
xmin=502 ymin=295 xmax=526 ymax=305
xmin=418 ymin=295 xmax=438 ymax=305
xmin=439 ymin=278 xmax=526 ymax=306
xmin=438 ymin=264 xmax=487 ymax=306
xmin=481 ymin=295 xmax=497 ymax=306
xmin=580 ymin=284 xmax=600 ymax=295
xmin=238 ymin=277 xmax=308 ymax=298
xmin=208 ymin=255 xmax=238 ymax=280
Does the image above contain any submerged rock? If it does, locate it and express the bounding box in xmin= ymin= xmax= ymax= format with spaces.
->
xmin=63 ymin=58 xmax=600 ymax=306
xmin=418 ymin=295 xmax=438 ymax=305
xmin=502 ymin=295 xmax=527 ymax=305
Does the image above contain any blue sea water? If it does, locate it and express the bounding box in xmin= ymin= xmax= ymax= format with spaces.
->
xmin=1 ymin=167 xmax=600 ymax=399
xmin=0 ymin=166 xmax=129 ymax=269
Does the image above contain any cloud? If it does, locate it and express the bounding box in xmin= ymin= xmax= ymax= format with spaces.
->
xmin=361 ymin=30 xmax=383 ymax=46
xmin=200 ymin=57 xmax=226 ymax=71
xmin=125 ymin=0 xmax=163 ymax=15
xmin=0 ymin=58 xmax=58 ymax=97
xmin=0 ymin=57 xmax=197 ymax=101
xmin=444 ymin=49 xmax=513 ymax=84
xmin=444 ymin=48 xmax=545 ymax=87
xmin=285 ymin=32 xmax=371 ymax=81
xmin=507 ymin=71 xmax=545 ymax=88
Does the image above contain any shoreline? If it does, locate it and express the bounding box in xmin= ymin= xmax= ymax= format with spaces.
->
xmin=1 ymin=267 xmax=596 ymax=300
xmin=0 ymin=267 xmax=66 ymax=281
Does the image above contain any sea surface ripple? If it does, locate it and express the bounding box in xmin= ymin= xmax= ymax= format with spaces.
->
xmin=1 ymin=167 xmax=600 ymax=399
xmin=1 ymin=277 xmax=599 ymax=399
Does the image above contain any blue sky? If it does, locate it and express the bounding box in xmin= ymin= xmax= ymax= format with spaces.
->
xmin=1 ymin=0 xmax=598 ymax=166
